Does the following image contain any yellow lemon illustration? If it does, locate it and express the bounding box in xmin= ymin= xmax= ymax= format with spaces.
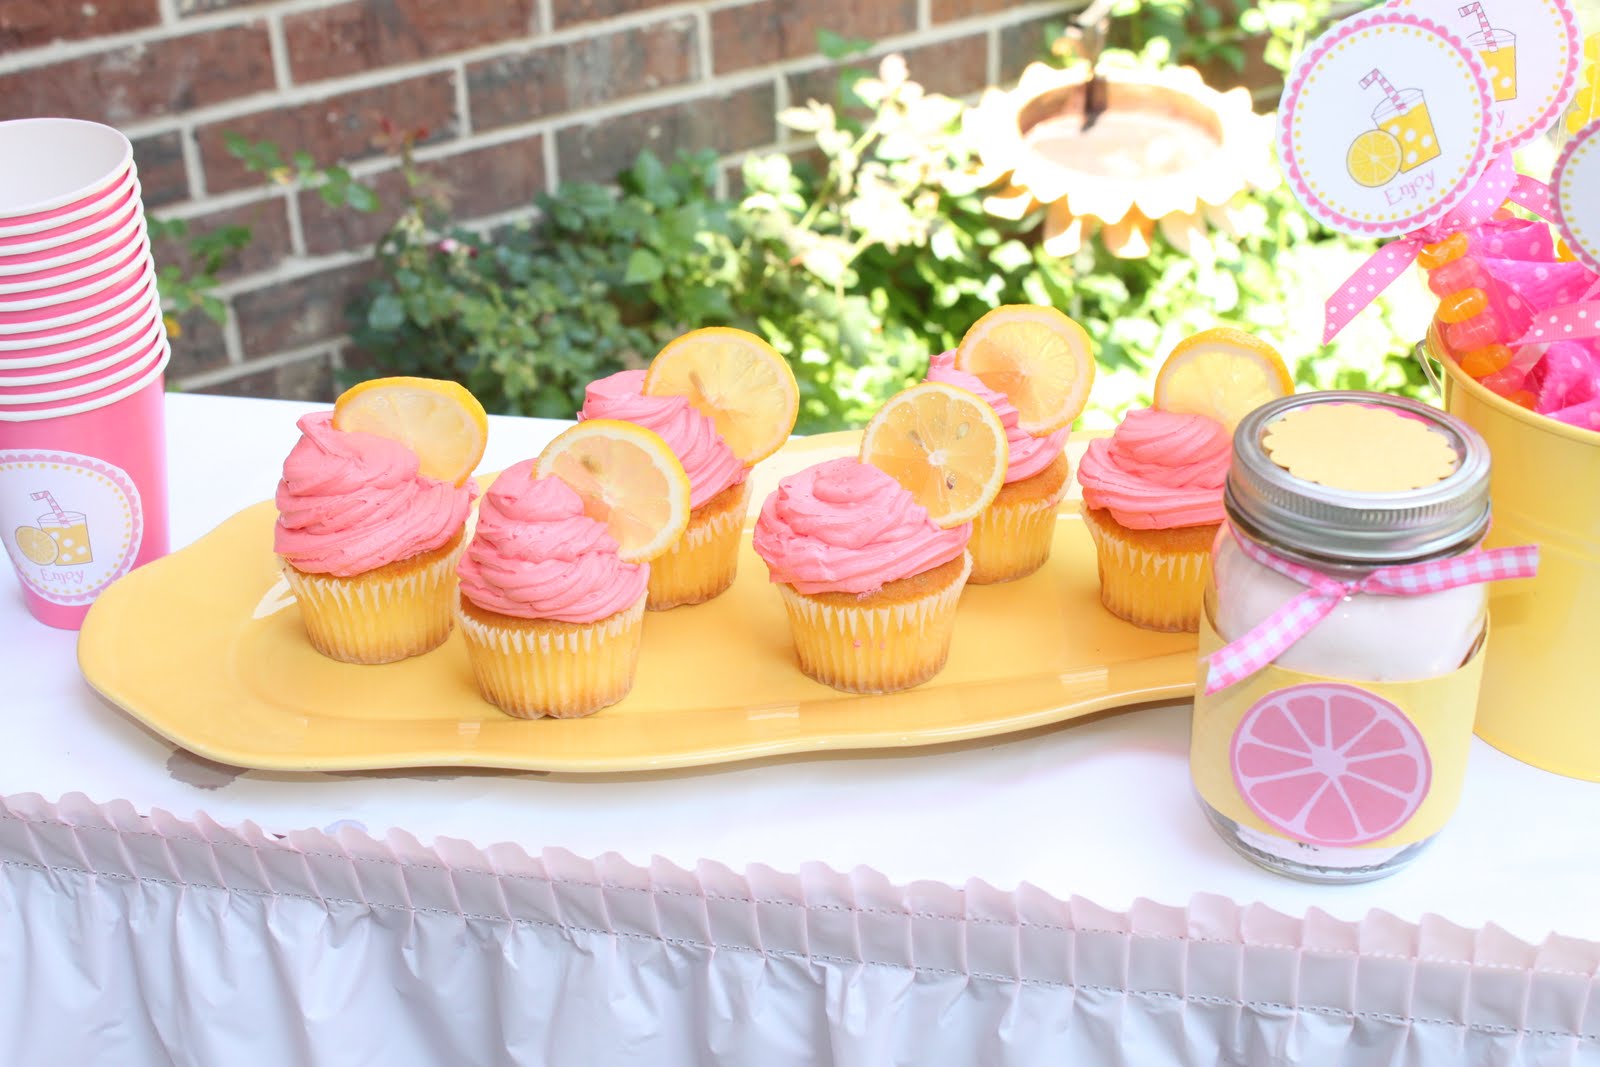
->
xmin=14 ymin=526 xmax=58 ymax=566
xmin=1347 ymin=129 xmax=1402 ymax=189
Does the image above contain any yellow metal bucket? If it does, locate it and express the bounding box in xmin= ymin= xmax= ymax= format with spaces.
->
xmin=1427 ymin=329 xmax=1600 ymax=780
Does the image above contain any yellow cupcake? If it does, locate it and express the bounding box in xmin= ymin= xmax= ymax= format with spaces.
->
xmin=774 ymin=553 xmax=972 ymax=694
xmin=277 ymin=377 xmax=488 ymax=664
xmin=583 ymin=327 xmax=799 ymax=612
xmin=928 ymin=305 xmax=1094 ymax=587
xmin=967 ymin=451 xmax=1071 ymax=584
xmin=456 ymin=423 xmax=691 ymax=719
xmin=455 ymin=593 xmax=646 ymax=719
xmin=758 ymin=385 xmax=1002 ymax=694
xmin=1070 ymin=327 xmax=1290 ymax=630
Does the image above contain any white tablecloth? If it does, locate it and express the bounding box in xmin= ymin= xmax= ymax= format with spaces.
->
xmin=2 ymin=393 xmax=1597 ymax=1064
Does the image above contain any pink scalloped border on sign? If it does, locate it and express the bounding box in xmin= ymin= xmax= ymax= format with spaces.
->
xmin=1510 ymin=0 xmax=1582 ymax=151
xmin=2 ymin=449 xmax=143 ymax=604
xmin=1277 ymin=12 xmax=1496 ymax=238
xmin=1553 ymin=121 xmax=1600 ymax=273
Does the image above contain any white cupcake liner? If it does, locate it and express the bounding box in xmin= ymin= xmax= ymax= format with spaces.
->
xmin=647 ymin=482 xmax=751 ymax=610
xmin=455 ymin=594 xmax=647 ymax=719
xmin=969 ymin=481 xmax=1069 ymax=585
xmin=775 ymin=552 xmax=972 ymax=694
xmin=281 ymin=543 xmax=463 ymax=664
xmin=1082 ymin=513 xmax=1210 ymax=632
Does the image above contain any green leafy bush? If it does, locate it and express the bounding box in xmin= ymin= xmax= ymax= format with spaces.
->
xmin=353 ymin=149 xmax=926 ymax=432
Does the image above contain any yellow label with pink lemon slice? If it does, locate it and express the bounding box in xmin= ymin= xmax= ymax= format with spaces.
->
xmin=1191 ymin=615 xmax=1486 ymax=850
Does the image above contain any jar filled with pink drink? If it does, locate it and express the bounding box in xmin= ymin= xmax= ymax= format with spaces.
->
xmin=1189 ymin=392 xmax=1536 ymax=883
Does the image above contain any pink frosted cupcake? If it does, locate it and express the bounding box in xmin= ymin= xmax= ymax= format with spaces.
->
xmin=275 ymin=412 xmax=475 ymax=664
xmin=753 ymin=457 xmax=973 ymax=694
xmin=580 ymin=369 xmax=748 ymax=609
xmin=925 ymin=351 xmax=1071 ymax=583
xmin=454 ymin=460 xmax=650 ymax=718
xmin=1075 ymin=408 xmax=1230 ymax=632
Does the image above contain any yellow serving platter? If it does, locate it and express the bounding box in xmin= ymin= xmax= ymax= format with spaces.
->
xmin=78 ymin=433 xmax=1198 ymax=773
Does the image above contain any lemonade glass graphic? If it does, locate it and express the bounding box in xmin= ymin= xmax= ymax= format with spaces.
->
xmin=1460 ymin=3 xmax=1516 ymax=102
xmin=1362 ymin=70 xmax=1441 ymax=174
xmin=13 ymin=491 xmax=92 ymax=567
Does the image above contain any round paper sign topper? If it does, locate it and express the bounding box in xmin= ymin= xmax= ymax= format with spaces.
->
xmin=1554 ymin=120 xmax=1600 ymax=272
xmin=1393 ymin=0 xmax=1580 ymax=151
xmin=1277 ymin=11 xmax=1495 ymax=237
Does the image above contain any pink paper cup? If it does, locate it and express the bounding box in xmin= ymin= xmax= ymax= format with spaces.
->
xmin=0 ymin=119 xmax=134 ymax=227
xmin=0 ymin=314 xmax=164 ymax=382
xmin=0 ymin=167 xmax=136 ymax=240
xmin=0 ymin=295 xmax=160 ymax=371
xmin=0 ymin=236 xmax=149 ymax=313
xmin=0 ymin=181 xmax=140 ymax=256
xmin=0 ymin=355 xmax=169 ymax=630
xmin=0 ymin=275 xmax=159 ymax=353
xmin=0 ymin=257 xmax=154 ymax=335
xmin=0 ymin=204 xmax=145 ymax=286
xmin=0 ymin=333 xmax=165 ymax=403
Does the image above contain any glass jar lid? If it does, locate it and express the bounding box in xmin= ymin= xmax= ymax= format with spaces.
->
xmin=1226 ymin=391 xmax=1491 ymax=564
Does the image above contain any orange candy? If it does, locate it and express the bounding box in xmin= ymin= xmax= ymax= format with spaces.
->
xmin=1444 ymin=312 xmax=1504 ymax=352
xmin=1417 ymin=232 xmax=1469 ymax=269
xmin=1459 ymin=344 xmax=1515 ymax=379
xmin=1506 ymin=390 xmax=1538 ymax=410
xmin=1436 ymin=288 xmax=1488 ymax=324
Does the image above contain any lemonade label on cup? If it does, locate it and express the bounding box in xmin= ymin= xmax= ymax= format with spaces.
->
xmin=1277 ymin=10 xmax=1495 ymax=237
xmin=1394 ymin=0 xmax=1580 ymax=151
xmin=0 ymin=450 xmax=142 ymax=605
xmin=1554 ymin=120 xmax=1600 ymax=273
xmin=1191 ymin=616 xmax=1486 ymax=851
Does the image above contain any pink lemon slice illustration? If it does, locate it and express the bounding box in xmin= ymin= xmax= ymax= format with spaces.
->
xmin=1229 ymin=683 xmax=1432 ymax=848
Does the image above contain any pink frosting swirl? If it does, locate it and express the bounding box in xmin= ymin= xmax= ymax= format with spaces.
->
xmin=456 ymin=461 xmax=647 ymax=623
xmin=274 ymin=411 xmax=474 ymax=577
xmin=752 ymin=457 xmax=970 ymax=595
xmin=925 ymin=351 xmax=1068 ymax=483
xmin=579 ymin=369 xmax=746 ymax=509
xmin=1076 ymin=408 xmax=1231 ymax=530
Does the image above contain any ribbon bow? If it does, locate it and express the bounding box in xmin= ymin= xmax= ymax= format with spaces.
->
xmin=1323 ymin=151 xmax=1556 ymax=344
xmin=1203 ymin=531 xmax=1539 ymax=695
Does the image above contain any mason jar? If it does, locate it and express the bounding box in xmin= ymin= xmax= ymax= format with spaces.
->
xmin=1190 ymin=391 xmax=1510 ymax=884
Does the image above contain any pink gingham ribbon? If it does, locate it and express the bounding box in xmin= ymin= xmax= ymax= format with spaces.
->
xmin=1203 ymin=532 xmax=1539 ymax=694
xmin=1323 ymin=154 xmax=1555 ymax=344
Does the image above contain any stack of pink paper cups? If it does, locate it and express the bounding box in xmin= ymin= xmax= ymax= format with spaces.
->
xmin=0 ymin=118 xmax=171 ymax=630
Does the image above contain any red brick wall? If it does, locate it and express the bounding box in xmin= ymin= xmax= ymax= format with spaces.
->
xmin=0 ymin=0 xmax=1080 ymax=400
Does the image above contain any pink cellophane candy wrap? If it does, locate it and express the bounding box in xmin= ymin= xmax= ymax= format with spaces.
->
xmin=1467 ymin=220 xmax=1594 ymax=338
xmin=1455 ymin=221 xmax=1600 ymax=426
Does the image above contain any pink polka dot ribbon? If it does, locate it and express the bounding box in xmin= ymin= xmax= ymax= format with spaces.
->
xmin=1203 ymin=529 xmax=1540 ymax=695
xmin=1323 ymin=153 xmax=1557 ymax=344
xmin=1514 ymin=301 xmax=1600 ymax=346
